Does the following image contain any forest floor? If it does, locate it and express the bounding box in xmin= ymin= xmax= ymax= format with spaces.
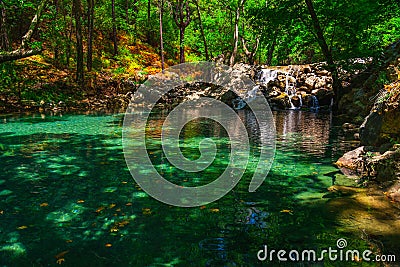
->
xmin=0 ymin=40 xmax=167 ymax=113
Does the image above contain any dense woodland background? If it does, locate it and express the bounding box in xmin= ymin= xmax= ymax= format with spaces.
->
xmin=0 ymin=0 xmax=399 ymax=110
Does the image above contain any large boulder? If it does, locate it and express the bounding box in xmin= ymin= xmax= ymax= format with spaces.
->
xmin=335 ymin=146 xmax=366 ymax=177
xmin=359 ymin=111 xmax=383 ymax=146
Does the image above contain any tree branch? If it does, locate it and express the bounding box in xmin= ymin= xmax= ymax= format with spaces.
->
xmin=0 ymin=48 xmax=41 ymax=62
xmin=0 ymin=0 xmax=47 ymax=63
xmin=21 ymin=0 xmax=48 ymax=48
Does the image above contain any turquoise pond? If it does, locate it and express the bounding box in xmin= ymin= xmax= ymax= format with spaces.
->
xmin=0 ymin=110 xmax=393 ymax=266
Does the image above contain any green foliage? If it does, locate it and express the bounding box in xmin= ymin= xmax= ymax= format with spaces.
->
xmin=0 ymin=0 xmax=399 ymax=110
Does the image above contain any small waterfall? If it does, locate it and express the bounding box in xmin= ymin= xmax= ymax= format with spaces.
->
xmin=259 ymin=69 xmax=277 ymax=87
xmin=310 ymin=95 xmax=320 ymax=112
xmin=285 ymin=66 xmax=300 ymax=110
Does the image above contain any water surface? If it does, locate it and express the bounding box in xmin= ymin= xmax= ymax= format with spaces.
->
xmin=0 ymin=110 xmax=392 ymax=266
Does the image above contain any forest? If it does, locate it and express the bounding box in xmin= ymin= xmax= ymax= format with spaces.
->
xmin=1 ymin=0 xmax=400 ymax=266
xmin=0 ymin=0 xmax=399 ymax=110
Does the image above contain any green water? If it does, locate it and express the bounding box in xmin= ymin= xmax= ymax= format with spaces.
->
xmin=0 ymin=111 xmax=384 ymax=266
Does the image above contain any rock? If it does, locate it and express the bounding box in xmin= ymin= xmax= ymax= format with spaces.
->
xmin=335 ymin=146 xmax=366 ymax=177
xmin=305 ymin=76 xmax=317 ymax=90
xmin=386 ymin=181 xmax=400 ymax=202
xmin=370 ymin=148 xmax=400 ymax=182
xmin=311 ymin=88 xmax=334 ymax=106
xmin=298 ymin=86 xmax=311 ymax=93
xmin=342 ymin=123 xmax=358 ymax=130
xmin=290 ymin=95 xmax=302 ymax=108
xmin=359 ymin=111 xmax=383 ymax=146
xmin=269 ymin=92 xmax=289 ymax=109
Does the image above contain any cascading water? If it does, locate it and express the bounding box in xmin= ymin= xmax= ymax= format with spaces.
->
xmin=310 ymin=95 xmax=320 ymax=112
xmin=233 ymin=68 xmax=277 ymax=110
xmin=259 ymin=69 xmax=277 ymax=86
xmin=284 ymin=66 xmax=301 ymax=110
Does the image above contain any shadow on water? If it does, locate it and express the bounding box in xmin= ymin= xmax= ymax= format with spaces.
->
xmin=0 ymin=112 xmax=398 ymax=266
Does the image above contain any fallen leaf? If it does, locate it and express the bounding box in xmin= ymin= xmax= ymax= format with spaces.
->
xmin=56 ymin=258 xmax=65 ymax=264
xmin=95 ymin=206 xmax=105 ymax=213
xmin=142 ymin=208 xmax=152 ymax=215
xmin=77 ymin=200 xmax=85 ymax=203
xmin=55 ymin=250 xmax=69 ymax=259
xmin=109 ymin=203 xmax=116 ymax=209
xmin=125 ymin=202 xmax=132 ymax=206
xmin=200 ymin=205 xmax=206 ymax=210
xmin=17 ymin=225 xmax=28 ymax=230
xmin=40 ymin=202 xmax=49 ymax=207
xmin=105 ymin=243 xmax=112 ymax=247
xmin=65 ymin=240 xmax=73 ymax=243
xmin=210 ymin=208 xmax=219 ymax=213
xmin=280 ymin=209 xmax=293 ymax=215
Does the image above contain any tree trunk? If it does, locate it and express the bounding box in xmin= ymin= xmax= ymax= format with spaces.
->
xmin=147 ymin=0 xmax=151 ymax=43
xmin=0 ymin=0 xmax=9 ymax=50
xmin=125 ymin=0 xmax=129 ymax=25
xmin=112 ymin=0 xmax=118 ymax=55
xmin=0 ymin=49 xmax=41 ymax=62
xmin=21 ymin=0 xmax=48 ymax=48
xmin=194 ymin=0 xmax=209 ymax=60
xmin=179 ymin=28 xmax=185 ymax=63
xmin=229 ymin=0 xmax=245 ymax=66
xmin=266 ymin=34 xmax=277 ymax=65
xmin=241 ymin=36 xmax=259 ymax=65
xmin=172 ymin=0 xmax=191 ymax=64
xmin=53 ymin=0 xmax=59 ymax=64
xmin=159 ymin=0 xmax=165 ymax=72
xmin=87 ymin=0 xmax=94 ymax=71
xmin=73 ymin=0 xmax=84 ymax=86
xmin=305 ymin=0 xmax=342 ymax=110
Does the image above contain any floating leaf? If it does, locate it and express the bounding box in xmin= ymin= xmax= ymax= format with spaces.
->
xmin=55 ymin=250 xmax=69 ymax=259
xmin=142 ymin=208 xmax=152 ymax=215
xmin=280 ymin=209 xmax=293 ymax=215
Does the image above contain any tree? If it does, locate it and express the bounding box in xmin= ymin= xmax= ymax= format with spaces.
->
xmin=304 ymin=0 xmax=342 ymax=109
xmin=241 ymin=36 xmax=259 ymax=64
xmin=0 ymin=0 xmax=9 ymax=50
xmin=87 ymin=0 xmax=94 ymax=71
xmin=171 ymin=0 xmax=191 ymax=63
xmin=193 ymin=0 xmax=209 ymax=60
xmin=73 ymin=0 xmax=84 ymax=86
xmin=229 ymin=0 xmax=246 ymax=66
xmin=159 ymin=0 xmax=165 ymax=72
xmin=0 ymin=0 xmax=48 ymax=63
xmin=112 ymin=0 xmax=118 ymax=55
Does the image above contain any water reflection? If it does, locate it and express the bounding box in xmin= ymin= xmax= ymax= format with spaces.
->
xmin=274 ymin=110 xmax=333 ymax=158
